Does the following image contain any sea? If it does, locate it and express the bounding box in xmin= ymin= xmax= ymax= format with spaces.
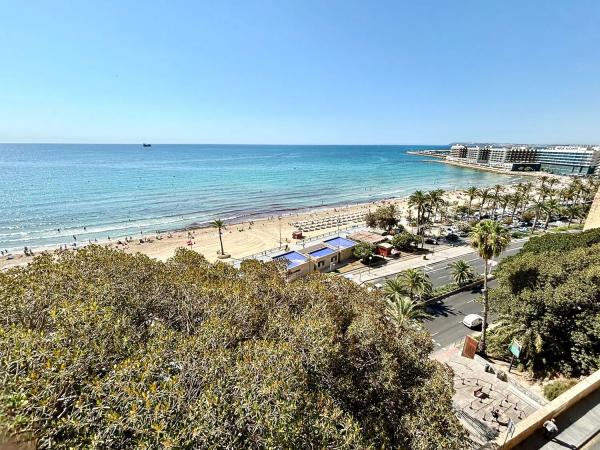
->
xmin=0 ymin=144 xmax=522 ymax=252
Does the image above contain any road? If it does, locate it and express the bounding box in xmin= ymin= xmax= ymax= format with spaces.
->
xmin=423 ymin=280 xmax=497 ymax=349
xmin=416 ymin=239 xmax=530 ymax=349
xmin=370 ymin=237 xmax=529 ymax=288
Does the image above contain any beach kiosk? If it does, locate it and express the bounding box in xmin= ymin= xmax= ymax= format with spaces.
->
xmin=273 ymin=250 xmax=312 ymax=281
xmin=376 ymin=242 xmax=393 ymax=257
xmin=301 ymin=243 xmax=337 ymax=272
xmin=322 ymin=236 xmax=357 ymax=262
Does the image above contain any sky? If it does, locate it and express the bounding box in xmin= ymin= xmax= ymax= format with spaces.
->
xmin=0 ymin=0 xmax=599 ymax=144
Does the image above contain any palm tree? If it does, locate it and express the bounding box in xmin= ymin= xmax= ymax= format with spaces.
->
xmin=478 ymin=188 xmax=492 ymax=217
xmin=537 ymin=185 xmax=553 ymax=203
xmin=211 ymin=219 xmax=226 ymax=255
xmin=570 ymin=179 xmax=584 ymax=205
xmin=408 ymin=191 xmax=428 ymax=248
xmin=498 ymin=193 xmax=511 ymax=218
xmin=385 ymin=296 xmax=432 ymax=329
xmin=466 ymin=186 xmax=479 ymax=217
xmin=542 ymin=199 xmax=560 ymax=229
xmin=563 ymin=203 xmax=580 ymax=228
xmin=519 ymin=181 xmax=534 ymax=211
xmin=427 ymin=189 xmax=445 ymax=223
xmin=382 ymin=277 xmax=409 ymax=302
xmin=397 ymin=268 xmax=433 ymax=301
xmin=469 ymin=220 xmax=511 ymax=353
xmin=530 ymin=199 xmax=545 ymax=233
xmin=449 ymin=260 xmax=475 ymax=286
xmin=490 ymin=185 xmax=504 ymax=218
xmin=547 ymin=178 xmax=558 ymax=190
xmin=509 ymin=193 xmax=522 ymax=220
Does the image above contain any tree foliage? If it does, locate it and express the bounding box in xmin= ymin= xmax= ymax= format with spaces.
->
xmin=448 ymin=260 xmax=475 ymax=287
xmin=521 ymin=228 xmax=600 ymax=254
xmin=0 ymin=246 xmax=465 ymax=449
xmin=365 ymin=205 xmax=400 ymax=232
xmin=352 ymin=241 xmax=375 ymax=263
xmin=391 ymin=231 xmax=420 ymax=250
xmin=487 ymin=242 xmax=600 ymax=377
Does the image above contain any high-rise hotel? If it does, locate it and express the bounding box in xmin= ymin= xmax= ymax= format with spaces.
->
xmin=448 ymin=144 xmax=600 ymax=176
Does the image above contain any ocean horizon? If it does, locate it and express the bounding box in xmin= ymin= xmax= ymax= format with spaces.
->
xmin=0 ymin=144 xmax=523 ymax=252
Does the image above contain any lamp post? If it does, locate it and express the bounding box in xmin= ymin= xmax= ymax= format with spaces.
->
xmin=278 ymin=216 xmax=282 ymax=248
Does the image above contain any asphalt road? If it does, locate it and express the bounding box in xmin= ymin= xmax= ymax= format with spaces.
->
xmin=370 ymin=237 xmax=530 ymax=288
xmin=423 ymin=280 xmax=498 ymax=349
xmin=416 ymin=238 xmax=529 ymax=349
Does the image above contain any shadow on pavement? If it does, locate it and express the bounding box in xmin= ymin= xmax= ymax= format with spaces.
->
xmin=427 ymin=302 xmax=457 ymax=318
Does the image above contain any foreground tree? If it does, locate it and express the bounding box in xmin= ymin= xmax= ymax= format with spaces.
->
xmin=469 ymin=220 xmax=511 ymax=353
xmin=0 ymin=247 xmax=465 ymax=449
xmin=488 ymin=241 xmax=600 ymax=377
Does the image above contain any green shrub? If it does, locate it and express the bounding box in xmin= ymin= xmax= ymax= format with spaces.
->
xmin=489 ymin=243 xmax=600 ymax=377
xmin=353 ymin=241 xmax=376 ymax=262
xmin=456 ymin=222 xmax=471 ymax=233
xmin=544 ymin=379 xmax=578 ymax=400
xmin=0 ymin=246 xmax=466 ymax=449
xmin=391 ymin=231 xmax=419 ymax=250
xmin=521 ymin=228 xmax=600 ymax=254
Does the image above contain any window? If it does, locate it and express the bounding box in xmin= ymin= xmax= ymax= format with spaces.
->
xmin=318 ymin=261 xmax=324 ymax=268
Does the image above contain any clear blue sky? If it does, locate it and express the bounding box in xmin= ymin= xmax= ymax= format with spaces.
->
xmin=1 ymin=1 xmax=599 ymax=144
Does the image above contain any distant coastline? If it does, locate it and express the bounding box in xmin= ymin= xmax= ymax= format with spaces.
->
xmin=408 ymin=150 xmax=569 ymax=180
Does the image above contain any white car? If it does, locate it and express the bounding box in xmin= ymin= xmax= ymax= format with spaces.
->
xmin=463 ymin=314 xmax=483 ymax=328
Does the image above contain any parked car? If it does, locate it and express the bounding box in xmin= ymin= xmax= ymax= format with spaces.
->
xmin=445 ymin=233 xmax=459 ymax=242
xmin=462 ymin=314 xmax=484 ymax=329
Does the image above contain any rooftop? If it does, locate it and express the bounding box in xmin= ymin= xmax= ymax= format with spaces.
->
xmin=348 ymin=231 xmax=387 ymax=245
xmin=273 ymin=251 xmax=309 ymax=269
xmin=308 ymin=247 xmax=335 ymax=258
xmin=323 ymin=237 xmax=357 ymax=249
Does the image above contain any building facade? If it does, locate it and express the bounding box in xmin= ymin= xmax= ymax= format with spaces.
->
xmin=447 ymin=144 xmax=600 ymax=176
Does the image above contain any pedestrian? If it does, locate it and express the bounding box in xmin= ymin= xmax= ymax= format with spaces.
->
xmin=543 ymin=418 xmax=558 ymax=439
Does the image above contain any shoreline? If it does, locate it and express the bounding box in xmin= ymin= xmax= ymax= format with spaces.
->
xmin=0 ymin=178 xmax=534 ymax=271
xmin=411 ymin=152 xmax=570 ymax=180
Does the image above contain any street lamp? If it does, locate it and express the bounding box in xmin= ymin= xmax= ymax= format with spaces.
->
xmin=368 ymin=255 xmax=373 ymax=275
xmin=278 ymin=216 xmax=282 ymax=248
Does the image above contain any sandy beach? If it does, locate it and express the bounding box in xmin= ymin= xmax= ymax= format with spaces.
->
xmin=0 ymin=177 xmax=569 ymax=271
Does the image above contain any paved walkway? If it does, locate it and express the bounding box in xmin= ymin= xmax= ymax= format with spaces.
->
xmin=514 ymin=389 xmax=600 ymax=450
xmin=433 ymin=346 xmax=539 ymax=447
xmin=346 ymin=244 xmax=474 ymax=284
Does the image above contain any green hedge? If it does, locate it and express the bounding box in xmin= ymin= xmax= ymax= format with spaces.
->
xmin=521 ymin=228 xmax=600 ymax=254
xmin=543 ymin=379 xmax=578 ymax=401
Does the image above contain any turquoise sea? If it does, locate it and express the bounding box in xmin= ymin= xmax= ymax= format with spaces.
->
xmin=0 ymin=144 xmax=521 ymax=252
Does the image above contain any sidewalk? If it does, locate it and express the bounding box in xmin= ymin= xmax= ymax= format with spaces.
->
xmin=347 ymin=244 xmax=475 ymax=284
xmin=433 ymin=346 xmax=539 ymax=447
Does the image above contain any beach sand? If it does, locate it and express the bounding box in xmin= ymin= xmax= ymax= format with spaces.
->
xmin=0 ymin=178 xmax=568 ymax=270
